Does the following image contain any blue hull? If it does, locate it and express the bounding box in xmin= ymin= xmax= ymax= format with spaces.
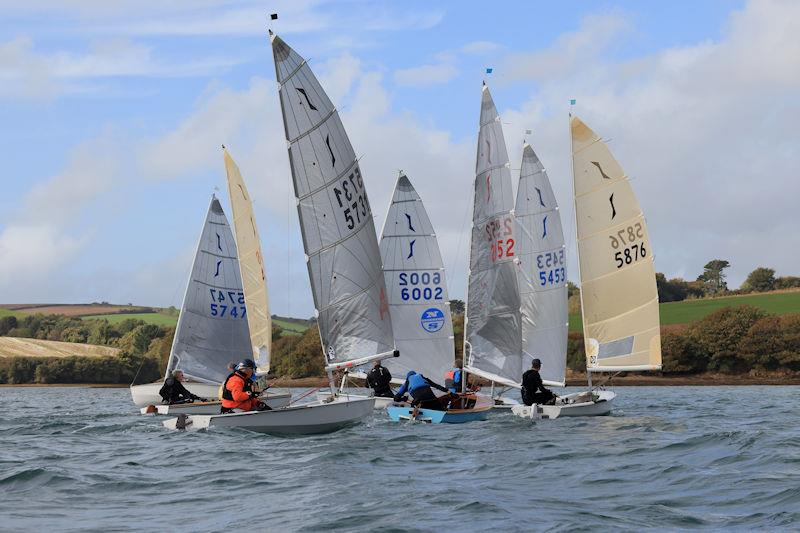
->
xmin=387 ymin=405 xmax=490 ymax=424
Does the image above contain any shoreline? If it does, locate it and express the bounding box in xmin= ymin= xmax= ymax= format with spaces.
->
xmin=2 ymin=373 xmax=799 ymax=388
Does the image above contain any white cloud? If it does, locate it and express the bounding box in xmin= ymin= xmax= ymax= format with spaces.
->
xmin=500 ymin=0 xmax=800 ymax=287
xmin=460 ymin=41 xmax=502 ymax=55
xmin=393 ymin=62 xmax=459 ymax=87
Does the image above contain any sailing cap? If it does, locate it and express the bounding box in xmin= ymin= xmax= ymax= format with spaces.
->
xmin=531 ymin=358 xmax=542 ymax=368
xmin=237 ymin=358 xmax=256 ymax=370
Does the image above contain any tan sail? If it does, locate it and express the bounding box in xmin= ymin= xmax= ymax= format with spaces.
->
xmin=224 ymin=149 xmax=272 ymax=372
xmin=571 ymin=116 xmax=661 ymax=371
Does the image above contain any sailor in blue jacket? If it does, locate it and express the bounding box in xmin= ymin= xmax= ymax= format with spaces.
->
xmin=394 ymin=371 xmax=455 ymax=410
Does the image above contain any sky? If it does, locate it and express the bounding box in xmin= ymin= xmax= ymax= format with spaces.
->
xmin=1 ymin=0 xmax=798 ymax=318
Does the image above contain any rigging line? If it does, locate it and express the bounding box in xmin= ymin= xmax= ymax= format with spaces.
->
xmin=448 ymin=180 xmax=473 ymax=298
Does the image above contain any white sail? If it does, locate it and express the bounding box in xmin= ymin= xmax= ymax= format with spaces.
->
xmin=379 ymin=174 xmax=454 ymax=383
xmin=571 ymin=115 xmax=661 ymax=372
xmin=271 ymin=32 xmax=394 ymax=370
xmin=464 ymin=83 xmax=523 ymax=388
xmin=515 ymin=143 xmax=568 ymax=386
xmin=166 ymin=196 xmax=252 ymax=383
xmin=224 ymin=149 xmax=272 ymax=372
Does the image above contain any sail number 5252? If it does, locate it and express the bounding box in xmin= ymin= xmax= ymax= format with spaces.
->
xmin=486 ymin=216 xmax=514 ymax=263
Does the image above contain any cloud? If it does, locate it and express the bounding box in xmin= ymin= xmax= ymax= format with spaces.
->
xmin=500 ymin=0 xmax=800 ymax=287
xmin=393 ymin=62 xmax=459 ymax=87
xmin=460 ymin=41 xmax=502 ymax=55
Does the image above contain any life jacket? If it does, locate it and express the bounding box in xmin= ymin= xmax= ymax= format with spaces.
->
xmin=221 ymin=371 xmax=252 ymax=408
xmin=444 ymin=368 xmax=461 ymax=392
xmin=407 ymin=372 xmax=429 ymax=392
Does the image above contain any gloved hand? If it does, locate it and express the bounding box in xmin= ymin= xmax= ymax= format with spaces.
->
xmin=393 ymin=394 xmax=404 ymax=402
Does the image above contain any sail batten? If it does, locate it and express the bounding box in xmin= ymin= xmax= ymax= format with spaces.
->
xmin=224 ymin=150 xmax=272 ymax=372
xmin=165 ymin=196 xmax=252 ymax=384
xmin=464 ymin=84 xmax=524 ymax=386
xmin=571 ymin=115 xmax=661 ymax=372
xmin=272 ymin=34 xmax=393 ymax=368
xmin=379 ymin=174 xmax=454 ymax=382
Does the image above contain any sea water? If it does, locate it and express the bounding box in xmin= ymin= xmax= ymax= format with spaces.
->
xmin=0 ymin=386 xmax=798 ymax=532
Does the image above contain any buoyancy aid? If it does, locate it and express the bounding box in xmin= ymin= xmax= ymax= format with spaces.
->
xmin=221 ymin=371 xmax=254 ymax=409
xmin=407 ymin=372 xmax=429 ymax=392
xmin=444 ymin=368 xmax=461 ymax=392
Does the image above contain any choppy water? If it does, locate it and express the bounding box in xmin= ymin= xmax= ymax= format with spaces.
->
xmin=0 ymin=386 xmax=798 ymax=532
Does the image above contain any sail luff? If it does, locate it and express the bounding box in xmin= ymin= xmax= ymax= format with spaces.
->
xmin=464 ymin=83 xmax=523 ymax=385
xmin=379 ymin=174 xmax=455 ymax=382
xmin=224 ymin=149 xmax=272 ymax=372
xmin=271 ymin=33 xmax=394 ymax=369
xmin=514 ymin=143 xmax=568 ymax=386
xmin=570 ymin=115 xmax=662 ymax=371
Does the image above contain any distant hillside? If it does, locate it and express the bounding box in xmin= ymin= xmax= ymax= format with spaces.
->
xmin=0 ymin=303 xmax=312 ymax=335
xmin=0 ymin=337 xmax=120 ymax=359
xmin=569 ymin=289 xmax=800 ymax=332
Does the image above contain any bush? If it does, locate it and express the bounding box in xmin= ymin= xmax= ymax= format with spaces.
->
xmin=661 ymin=331 xmax=705 ymax=374
xmin=0 ymin=316 xmax=18 ymax=336
xmin=738 ymin=314 xmax=800 ymax=371
xmin=270 ymin=327 xmax=325 ymax=378
xmin=0 ymin=354 xmax=161 ymax=385
xmin=688 ymin=305 xmax=767 ymax=373
xmin=566 ymin=332 xmax=586 ymax=372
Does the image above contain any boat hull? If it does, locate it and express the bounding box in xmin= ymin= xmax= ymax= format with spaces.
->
xmin=387 ymin=395 xmax=493 ymax=424
xmin=316 ymin=391 xmax=396 ymax=409
xmin=140 ymin=392 xmax=292 ymax=415
xmin=511 ymin=390 xmax=616 ymax=419
xmin=163 ymin=396 xmax=375 ymax=435
xmin=130 ymin=381 xmax=221 ymax=407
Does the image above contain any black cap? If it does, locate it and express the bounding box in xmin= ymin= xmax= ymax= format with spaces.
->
xmin=531 ymin=358 xmax=542 ymax=368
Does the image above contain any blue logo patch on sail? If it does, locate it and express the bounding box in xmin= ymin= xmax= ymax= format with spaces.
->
xmin=420 ymin=308 xmax=445 ymax=333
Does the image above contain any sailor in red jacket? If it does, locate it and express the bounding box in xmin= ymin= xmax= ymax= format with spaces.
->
xmin=221 ymin=359 xmax=267 ymax=413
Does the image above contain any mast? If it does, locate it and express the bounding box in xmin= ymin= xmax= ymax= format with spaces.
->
xmin=568 ymin=112 xmax=591 ymax=390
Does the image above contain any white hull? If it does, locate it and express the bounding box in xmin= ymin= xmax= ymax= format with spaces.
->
xmin=492 ymin=396 xmax=521 ymax=410
xmin=316 ymin=391 xmax=396 ymax=409
xmin=130 ymin=381 xmax=221 ymax=407
xmin=511 ymin=390 xmax=616 ymax=419
xmin=140 ymin=392 xmax=292 ymax=415
xmin=163 ymin=396 xmax=375 ymax=435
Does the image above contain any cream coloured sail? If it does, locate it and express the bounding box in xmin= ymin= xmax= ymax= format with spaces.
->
xmin=571 ymin=115 xmax=661 ymax=371
xmin=515 ymin=143 xmax=568 ymax=386
xmin=464 ymin=83 xmax=524 ymax=388
xmin=379 ymin=174 xmax=454 ymax=383
xmin=223 ymin=149 xmax=271 ymax=372
xmin=271 ymin=32 xmax=394 ymax=371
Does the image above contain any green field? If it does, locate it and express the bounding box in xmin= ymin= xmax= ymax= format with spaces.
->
xmin=86 ymin=312 xmax=178 ymax=326
xmin=80 ymin=312 xmax=310 ymax=335
xmin=569 ymin=291 xmax=800 ymax=332
xmin=0 ymin=308 xmax=25 ymax=319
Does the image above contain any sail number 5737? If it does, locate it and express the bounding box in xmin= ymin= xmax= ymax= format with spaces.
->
xmin=332 ymin=167 xmax=369 ymax=231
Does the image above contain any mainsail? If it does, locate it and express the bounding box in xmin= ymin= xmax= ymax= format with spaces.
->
xmin=224 ymin=149 xmax=271 ymax=372
xmin=571 ymin=115 xmax=661 ymax=371
xmin=379 ymin=174 xmax=454 ymax=382
xmin=166 ymin=196 xmax=252 ymax=383
xmin=464 ymin=84 xmax=523 ymax=388
xmin=515 ymin=143 xmax=568 ymax=386
xmin=271 ymin=32 xmax=394 ymax=370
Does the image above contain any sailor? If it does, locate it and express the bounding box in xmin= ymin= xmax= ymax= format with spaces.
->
xmin=444 ymin=359 xmax=464 ymax=393
xmin=220 ymin=359 xmax=270 ymax=413
xmin=394 ymin=370 xmax=455 ymax=410
xmin=159 ymin=369 xmax=204 ymax=404
xmin=521 ymin=359 xmax=557 ymax=406
xmin=365 ymin=360 xmax=394 ymax=398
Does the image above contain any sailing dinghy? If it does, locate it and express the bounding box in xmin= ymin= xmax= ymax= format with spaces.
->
xmin=134 ymin=195 xmax=290 ymax=415
xmin=166 ymin=33 xmax=398 ymax=433
xmin=460 ymin=83 xmax=522 ymax=412
xmin=513 ymin=115 xmax=662 ymax=419
xmin=323 ymin=174 xmax=456 ymax=409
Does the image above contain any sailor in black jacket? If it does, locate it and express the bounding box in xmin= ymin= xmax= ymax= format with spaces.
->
xmin=521 ymin=359 xmax=556 ymax=406
xmin=159 ymin=369 xmax=203 ymax=404
xmin=365 ymin=360 xmax=394 ymax=398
